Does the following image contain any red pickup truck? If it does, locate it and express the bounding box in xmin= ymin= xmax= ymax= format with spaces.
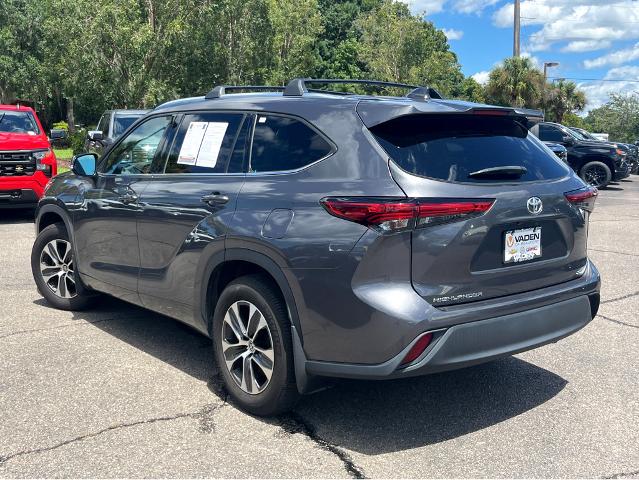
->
xmin=0 ymin=105 xmax=57 ymax=208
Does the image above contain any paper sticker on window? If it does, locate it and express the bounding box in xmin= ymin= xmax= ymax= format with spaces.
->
xmin=177 ymin=121 xmax=229 ymax=168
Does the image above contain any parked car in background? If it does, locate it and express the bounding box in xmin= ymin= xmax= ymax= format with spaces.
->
xmin=32 ymin=78 xmax=600 ymax=415
xmin=530 ymin=121 xmax=629 ymax=188
xmin=544 ymin=142 xmax=568 ymax=163
xmin=85 ymin=109 xmax=149 ymax=156
xmin=0 ymin=105 xmax=57 ymax=209
xmin=570 ymin=127 xmax=639 ymax=175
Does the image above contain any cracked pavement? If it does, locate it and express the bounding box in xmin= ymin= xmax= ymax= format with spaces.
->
xmin=1 ymin=180 xmax=638 ymax=478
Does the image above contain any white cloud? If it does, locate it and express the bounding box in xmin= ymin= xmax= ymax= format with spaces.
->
xmin=584 ymin=42 xmax=639 ymax=69
xmin=451 ymin=0 xmax=499 ymax=14
xmin=493 ymin=1 xmax=639 ymax=52
xmin=442 ymin=28 xmax=464 ymax=40
xmin=579 ymin=65 xmax=639 ymax=111
xmin=404 ymin=0 xmax=447 ymax=14
xmin=561 ymin=40 xmax=612 ymax=53
xmin=471 ymin=70 xmax=490 ymax=84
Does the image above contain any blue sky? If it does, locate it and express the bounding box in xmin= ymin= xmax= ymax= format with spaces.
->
xmin=404 ymin=0 xmax=639 ymax=112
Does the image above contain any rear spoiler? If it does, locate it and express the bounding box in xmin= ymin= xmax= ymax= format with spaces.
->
xmin=356 ymin=100 xmax=545 ymax=128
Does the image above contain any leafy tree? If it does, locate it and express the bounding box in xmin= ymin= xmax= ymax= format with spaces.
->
xmin=586 ymin=93 xmax=639 ymax=143
xmin=484 ymin=57 xmax=545 ymax=108
xmin=561 ymin=112 xmax=589 ymax=130
xmin=544 ymin=80 xmax=586 ymax=124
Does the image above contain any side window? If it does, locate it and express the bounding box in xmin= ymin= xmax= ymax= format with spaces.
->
xmin=164 ymin=112 xmax=243 ymax=174
xmin=97 ymin=113 xmax=111 ymax=136
xmin=539 ymin=125 xmax=564 ymax=142
xmin=100 ymin=115 xmax=172 ymax=175
xmin=250 ymin=115 xmax=333 ymax=172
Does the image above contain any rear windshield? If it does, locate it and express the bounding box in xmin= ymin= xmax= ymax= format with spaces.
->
xmin=113 ymin=115 xmax=141 ymax=138
xmin=371 ymin=114 xmax=569 ymax=183
xmin=0 ymin=111 xmax=40 ymax=135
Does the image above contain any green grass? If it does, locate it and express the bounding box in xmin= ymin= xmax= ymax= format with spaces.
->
xmin=53 ymin=148 xmax=73 ymax=161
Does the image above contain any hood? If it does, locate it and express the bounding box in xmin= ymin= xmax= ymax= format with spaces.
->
xmin=0 ymin=132 xmax=50 ymax=152
xmin=574 ymin=139 xmax=616 ymax=150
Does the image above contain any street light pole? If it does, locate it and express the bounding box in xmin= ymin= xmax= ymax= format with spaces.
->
xmin=544 ymin=61 xmax=559 ymax=80
xmin=513 ymin=0 xmax=521 ymax=57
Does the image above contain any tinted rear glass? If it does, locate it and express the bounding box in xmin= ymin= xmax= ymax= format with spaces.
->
xmin=113 ymin=115 xmax=141 ymax=138
xmin=371 ymin=114 xmax=569 ymax=183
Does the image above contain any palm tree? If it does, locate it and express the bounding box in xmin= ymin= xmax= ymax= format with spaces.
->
xmin=484 ymin=57 xmax=545 ymax=108
xmin=545 ymin=80 xmax=586 ymax=124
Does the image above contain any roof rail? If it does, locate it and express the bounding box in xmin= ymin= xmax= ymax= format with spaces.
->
xmin=284 ymin=78 xmax=431 ymax=97
xmin=205 ymin=85 xmax=285 ymax=99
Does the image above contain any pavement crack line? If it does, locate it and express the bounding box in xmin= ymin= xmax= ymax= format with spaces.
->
xmin=602 ymin=468 xmax=639 ymax=479
xmin=0 ymin=316 xmax=147 ymax=340
xmin=589 ymin=247 xmax=639 ymax=258
xmin=0 ymin=403 xmax=224 ymax=466
xmin=598 ymin=314 xmax=639 ymax=330
xmin=601 ymin=290 xmax=639 ymax=305
xmin=279 ymin=412 xmax=367 ymax=479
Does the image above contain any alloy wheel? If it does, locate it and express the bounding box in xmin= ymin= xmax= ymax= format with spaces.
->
xmin=39 ymin=239 xmax=77 ymax=299
xmin=584 ymin=165 xmax=608 ymax=187
xmin=221 ymin=300 xmax=274 ymax=395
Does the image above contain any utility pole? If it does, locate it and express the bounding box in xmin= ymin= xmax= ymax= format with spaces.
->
xmin=513 ymin=0 xmax=520 ymax=57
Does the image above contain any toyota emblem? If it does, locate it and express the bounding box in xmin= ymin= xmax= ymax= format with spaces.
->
xmin=527 ymin=197 xmax=543 ymax=215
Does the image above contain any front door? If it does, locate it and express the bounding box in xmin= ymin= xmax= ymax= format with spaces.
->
xmin=135 ymin=112 xmax=250 ymax=325
xmin=73 ymin=114 xmax=174 ymax=301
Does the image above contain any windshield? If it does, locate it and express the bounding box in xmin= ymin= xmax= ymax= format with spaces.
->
xmin=113 ymin=115 xmax=142 ymax=138
xmin=569 ymin=128 xmax=588 ymax=140
xmin=0 ymin=111 xmax=40 ymax=135
xmin=372 ymin=114 xmax=569 ymax=183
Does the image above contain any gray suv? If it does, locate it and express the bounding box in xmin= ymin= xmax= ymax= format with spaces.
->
xmin=85 ymin=109 xmax=150 ymax=156
xmin=31 ymin=79 xmax=601 ymax=415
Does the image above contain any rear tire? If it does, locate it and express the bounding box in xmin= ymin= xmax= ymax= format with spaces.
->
xmin=31 ymin=222 xmax=95 ymax=311
xmin=580 ymin=161 xmax=612 ymax=188
xmin=212 ymin=274 xmax=299 ymax=416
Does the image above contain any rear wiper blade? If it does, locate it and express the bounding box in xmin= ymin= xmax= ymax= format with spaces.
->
xmin=468 ymin=166 xmax=527 ymax=178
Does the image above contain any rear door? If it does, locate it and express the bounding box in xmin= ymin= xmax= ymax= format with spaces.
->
xmin=368 ymin=111 xmax=591 ymax=306
xmin=135 ymin=111 xmax=249 ymax=324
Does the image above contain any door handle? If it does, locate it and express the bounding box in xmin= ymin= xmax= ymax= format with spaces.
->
xmin=118 ymin=192 xmax=139 ymax=204
xmin=201 ymin=193 xmax=230 ymax=206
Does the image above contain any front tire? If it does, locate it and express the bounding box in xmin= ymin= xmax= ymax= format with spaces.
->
xmin=31 ymin=222 xmax=94 ymax=310
xmin=580 ymin=161 xmax=612 ymax=188
xmin=212 ymin=274 xmax=299 ymax=416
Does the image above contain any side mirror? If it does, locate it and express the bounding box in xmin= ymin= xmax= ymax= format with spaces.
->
xmin=71 ymin=153 xmax=97 ymax=176
xmin=88 ymin=130 xmax=104 ymax=142
xmin=562 ymin=135 xmax=574 ymax=145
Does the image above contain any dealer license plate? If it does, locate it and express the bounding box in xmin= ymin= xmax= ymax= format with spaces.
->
xmin=504 ymin=227 xmax=542 ymax=263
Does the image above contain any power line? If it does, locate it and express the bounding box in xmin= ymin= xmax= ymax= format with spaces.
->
xmin=548 ymin=76 xmax=639 ymax=83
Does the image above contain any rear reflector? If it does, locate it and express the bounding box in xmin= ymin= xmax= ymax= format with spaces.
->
xmin=321 ymin=197 xmax=494 ymax=233
xmin=400 ymin=333 xmax=433 ymax=366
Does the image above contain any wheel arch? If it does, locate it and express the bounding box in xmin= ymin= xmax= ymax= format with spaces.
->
xmin=197 ymin=249 xmax=302 ymax=340
xmin=578 ymin=155 xmax=616 ymax=174
xmin=36 ymin=204 xmax=73 ymax=239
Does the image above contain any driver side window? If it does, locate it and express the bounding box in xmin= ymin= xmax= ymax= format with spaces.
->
xmin=100 ymin=115 xmax=172 ymax=175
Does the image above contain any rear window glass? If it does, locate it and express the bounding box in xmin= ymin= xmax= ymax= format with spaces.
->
xmin=371 ymin=114 xmax=569 ymax=183
xmin=113 ymin=115 xmax=140 ymax=138
xmin=0 ymin=111 xmax=39 ymax=135
xmin=250 ymin=115 xmax=333 ymax=172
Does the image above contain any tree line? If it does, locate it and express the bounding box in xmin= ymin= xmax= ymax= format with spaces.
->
xmin=4 ymin=0 xmax=633 ymax=142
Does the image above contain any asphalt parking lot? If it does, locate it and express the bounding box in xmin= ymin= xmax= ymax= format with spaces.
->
xmin=1 ymin=181 xmax=638 ymax=479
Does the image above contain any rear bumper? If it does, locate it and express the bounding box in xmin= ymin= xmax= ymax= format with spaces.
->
xmin=302 ymin=293 xmax=596 ymax=381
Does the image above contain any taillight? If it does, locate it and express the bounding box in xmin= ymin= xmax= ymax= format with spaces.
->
xmin=320 ymin=197 xmax=494 ymax=233
xmin=565 ymin=186 xmax=597 ymax=213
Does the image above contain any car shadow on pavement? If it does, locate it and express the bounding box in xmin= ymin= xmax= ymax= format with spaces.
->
xmin=62 ymin=297 xmax=566 ymax=454
xmin=1 ymin=209 xmax=35 ymax=225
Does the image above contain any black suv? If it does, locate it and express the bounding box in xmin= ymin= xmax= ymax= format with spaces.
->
xmin=31 ymin=79 xmax=600 ymax=415
xmin=530 ymin=121 xmax=629 ymax=188
xmin=570 ymin=127 xmax=639 ymax=175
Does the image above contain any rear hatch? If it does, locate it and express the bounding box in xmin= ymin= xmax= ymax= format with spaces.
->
xmin=362 ymin=104 xmax=595 ymax=306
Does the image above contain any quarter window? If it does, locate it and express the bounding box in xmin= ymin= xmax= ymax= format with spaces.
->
xmin=164 ymin=113 xmax=244 ymax=174
xmin=100 ymin=115 xmax=172 ymax=175
xmin=250 ymin=115 xmax=333 ymax=172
